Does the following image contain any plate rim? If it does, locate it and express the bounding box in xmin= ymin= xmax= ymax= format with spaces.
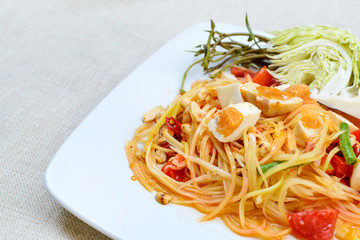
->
xmin=44 ymin=21 xmax=270 ymax=240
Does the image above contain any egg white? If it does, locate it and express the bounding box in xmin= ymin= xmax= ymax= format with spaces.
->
xmin=216 ymin=83 xmax=244 ymax=108
xmin=294 ymin=118 xmax=322 ymax=147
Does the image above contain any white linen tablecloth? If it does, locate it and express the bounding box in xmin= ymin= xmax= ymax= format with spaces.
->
xmin=2 ymin=0 xmax=360 ymax=239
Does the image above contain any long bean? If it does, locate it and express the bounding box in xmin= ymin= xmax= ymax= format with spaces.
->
xmin=339 ymin=122 xmax=357 ymax=165
xmin=259 ymin=161 xmax=283 ymax=173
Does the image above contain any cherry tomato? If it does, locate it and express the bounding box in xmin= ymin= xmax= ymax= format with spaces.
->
xmin=230 ymin=66 xmax=256 ymax=78
xmin=352 ymin=129 xmax=360 ymax=142
xmin=161 ymin=154 xmax=187 ymax=181
xmin=330 ymin=155 xmax=353 ymax=179
xmin=252 ymin=66 xmax=276 ymax=86
xmin=287 ymin=209 xmax=339 ymax=240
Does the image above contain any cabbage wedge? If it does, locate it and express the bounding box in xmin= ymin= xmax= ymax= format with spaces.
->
xmin=268 ymin=25 xmax=360 ymax=118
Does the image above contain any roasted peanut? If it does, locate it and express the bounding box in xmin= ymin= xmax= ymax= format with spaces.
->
xmin=197 ymin=89 xmax=208 ymax=102
xmin=190 ymin=101 xmax=205 ymax=122
xmin=142 ymin=106 xmax=165 ymax=122
xmin=258 ymin=142 xmax=271 ymax=157
xmin=155 ymin=150 xmax=167 ymax=164
xmin=181 ymin=97 xmax=191 ymax=108
xmin=155 ymin=192 xmax=173 ymax=205
xmin=181 ymin=123 xmax=191 ymax=135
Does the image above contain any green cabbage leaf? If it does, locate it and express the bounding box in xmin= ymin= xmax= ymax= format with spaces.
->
xmin=267 ymin=25 xmax=360 ymax=97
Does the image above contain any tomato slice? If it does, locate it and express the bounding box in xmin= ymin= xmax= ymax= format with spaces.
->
xmin=287 ymin=209 xmax=339 ymax=240
xmin=352 ymin=129 xmax=360 ymax=142
xmin=230 ymin=66 xmax=256 ymax=78
xmin=330 ymin=155 xmax=353 ymax=179
xmin=252 ymin=66 xmax=276 ymax=86
xmin=161 ymin=154 xmax=187 ymax=181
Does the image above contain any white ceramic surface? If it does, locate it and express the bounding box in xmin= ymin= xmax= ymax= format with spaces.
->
xmin=44 ymin=22 xmax=272 ymax=240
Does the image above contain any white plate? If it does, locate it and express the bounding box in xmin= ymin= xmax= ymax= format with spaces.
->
xmin=45 ymin=22 xmax=272 ymax=240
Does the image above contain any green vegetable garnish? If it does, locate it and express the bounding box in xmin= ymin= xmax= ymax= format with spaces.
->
xmin=180 ymin=18 xmax=269 ymax=93
xmin=201 ymin=20 xmax=216 ymax=71
xmin=245 ymin=14 xmax=264 ymax=52
xmin=245 ymin=14 xmax=254 ymax=42
xmin=259 ymin=161 xmax=283 ymax=173
xmin=339 ymin=122 xmax=357 ymax=165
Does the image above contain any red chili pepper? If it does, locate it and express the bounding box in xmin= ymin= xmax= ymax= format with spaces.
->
xmin=161 ymin=142 xmax=170 ymax=149
xmin=166 ymin=117 xmax=182 ymax=135
xmin=353 ymin=143 xmax=360 ymax=156
xmin=326 ymin=139 xmax=339 ymax=153
xmin=173 ymin=133 xmax=182 ymax=142
xmin=161 ymin=154 xmax=187 ymax=182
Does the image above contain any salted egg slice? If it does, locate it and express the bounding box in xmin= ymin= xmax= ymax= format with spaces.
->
xmin=208 ymin=102 xmax=261 ymax=142
xmin=241 ymin=83 xmax=303 ymax=117
xmin=294 ymin=114 xmax=323 ymax=147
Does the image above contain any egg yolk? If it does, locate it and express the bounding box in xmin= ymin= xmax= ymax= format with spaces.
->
xmin=256 ymin=86 xmax=294 ymax=100
xmin=284 ymin=84 xmax=318 ymax=105
xmin=301 ymin=115 xmax=322 ymax=129
xmin=216 ymin=107 xmax=243 ymax=137
xmin=284 ymin=84 xmax=310 ymax=99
